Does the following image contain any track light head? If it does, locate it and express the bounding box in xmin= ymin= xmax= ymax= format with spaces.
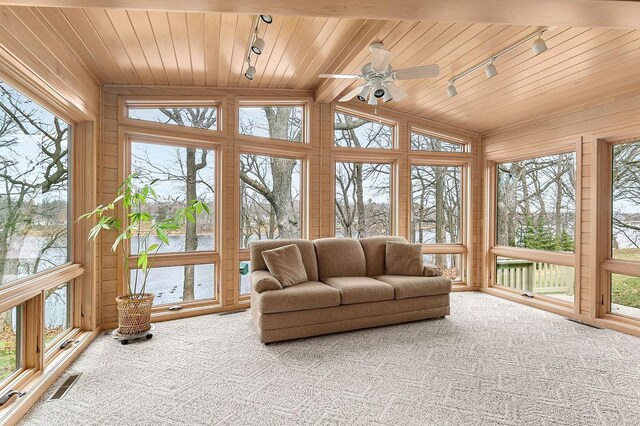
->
xmin=447 ymin=83 xmax=457 ymax=97
xmin=382 ymin=89 xmax=393 ymax=103
xmin=356 ymin=85 xmax=370 ymax=102
xmin=485 ymin=62 xmax=497 ymax=78
xmin=251 ymin=37 xmax=265 ymax=55
xmin=368 ymin=94 xmax=378 ymax=106
xmin=532 ymin=36 xmax=548 ymax=55
xmin=244 ymin=65 xmax=256 ymax=80
xmin=373 ymin=88 xmax=385 ymax=98
xmin=260 ymin=15 xmax=273 ymax=24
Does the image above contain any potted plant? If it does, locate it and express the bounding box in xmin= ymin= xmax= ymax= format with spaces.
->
xmin=77 ymin=173 xmax=209 ymax=335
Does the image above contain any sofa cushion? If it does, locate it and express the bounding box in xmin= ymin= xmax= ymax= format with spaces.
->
xmin=249 ymin=239 xmax=319 ymax=281
xmin=359 ymin=236 xmax=408 ymax=277
xmin=314 ymin=238 xmax=366 ymax=279
xmin=322 ymin=276 xmax=394 ymax=305
xmin=250 ymin=270 xmax=283 ymax=293
xmin=385 ymin=241 xmax=424 ymax=276
xmin=423 ymin=264 xmax=443 ymax=277
xmin=373 ymin=275 xmax=452 ymax=299
xmin=257 ymin=281 xmax=341 ymax=314
xmin=262 ymin=244 xmax=308 ymax=288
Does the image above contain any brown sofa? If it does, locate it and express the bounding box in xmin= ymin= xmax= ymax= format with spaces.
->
xmin=250 ymin=236 xmax=451 ymax=343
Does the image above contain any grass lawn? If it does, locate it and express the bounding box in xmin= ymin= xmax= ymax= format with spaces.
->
xmin=0 ymin=331 xmax=17 ymax=382
xmin=611 ymin=248 xmax=640 ymax=310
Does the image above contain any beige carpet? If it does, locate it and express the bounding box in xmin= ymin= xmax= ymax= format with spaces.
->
xmin=19 ymin=293 xmax=640 ymax=425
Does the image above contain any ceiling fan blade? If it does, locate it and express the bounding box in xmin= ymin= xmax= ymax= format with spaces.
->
xmin=385 ymin=83 xmax=408 ymax=102
xmin=371 ymin=47 xmax=392 ymax=71
xmin=339 ymin=85 xmax=366 ymax=102
xmin=392 ymin=64 xmax=440 ymax=80
xmin=318 ymin=73 xmax=361 ymax=79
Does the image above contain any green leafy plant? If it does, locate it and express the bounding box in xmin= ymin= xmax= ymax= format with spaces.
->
xmin=77 ymin=173 xmax=210 ymax=296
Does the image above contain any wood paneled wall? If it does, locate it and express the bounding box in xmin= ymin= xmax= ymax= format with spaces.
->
xmin=100 ymin=85 xmax=480 ymax=328
xmin=481 ymin=87 xmax=640 ymax=321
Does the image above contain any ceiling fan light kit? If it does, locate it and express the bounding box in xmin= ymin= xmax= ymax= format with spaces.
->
xmin=244 ymin=15 xmax=272 ymax=80
xmin=447 ymin=27 xmax=550 ymax=97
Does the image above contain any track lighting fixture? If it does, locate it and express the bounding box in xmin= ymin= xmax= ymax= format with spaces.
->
xmin=446 ymin=27 xmax=550 ymax=97
xmin=447 ymin=82 xmax=457 ymax=98
xmin=244 ymin=15 xmax=273 ymax=80
xmin=251 ymin=37 xmax=265 ymax=55
xmin=532 ymin=35 xmax=548 ymax=55
xmin=485 ymin=61 xmax=497 ymax=78
xmin=244 ymin=64 xmax=256 ymax=80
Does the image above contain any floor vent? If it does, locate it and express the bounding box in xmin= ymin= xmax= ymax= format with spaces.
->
xmin=48 ymin=374 xmax=82 ymax=401
xmin=568 ymin=318 xmax=603 ymax=329
xmin=219 ymin=309 xmax=248 ymax=316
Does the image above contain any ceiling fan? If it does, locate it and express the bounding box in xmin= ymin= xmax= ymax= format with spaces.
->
xmin=319 ymin=42 xmax=440 ymax=105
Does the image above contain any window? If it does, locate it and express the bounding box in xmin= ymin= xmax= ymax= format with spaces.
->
xmin=411 ymin=165 xmax=461 ymax=244
xmin=411 ymin=131 xmax=464 ymax=152
xmin=607 ymin=140 xmax=640 ymax=319
xmin=0 ymin=307 xmax=20 ymax=384
xmin=612 ymin=141 xmax=640 ymax=262
xmin=131 ymin=264 xmax=215 ymax=306
xmin=240 ymin=154 xmax=302 ymax=248
xmin=496 ymin=257 xmax=575 ymax=300
xmin=127 ymin=105 xmax=218 ymax=131
xmin=130 ymin=141 xmax=216 ymax=254
xmin=239 ymin=105 xmax=303 ymax=142
xmin=128 ymin=139 xmax=217 ymax=307
xmin=334 ymin=111 xmax=393 ymax=149
xmin=335 ymin=162 xmax=391 ymax=238
xmin=44 ymin=283 xmax=71 ymax=348
xmin=497 ymin=153 xmax=576 ymax=252
xmin=239 ymin=261 xmax=251 ymax=296
xmin=0 ymin=81 xmax=70 ymax=286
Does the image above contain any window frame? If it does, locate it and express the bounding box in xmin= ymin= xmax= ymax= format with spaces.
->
xmin=235 ymin=98 xmax=311 ymax=145
xmin=486 ymin=140 xmax=582 ymax=310
xmin=333 ymin=106 xmax=399 ymax=151
xmin=236 ymin=143 xmax=310 ymax=300
xmin=409 ymin=157 xmax=470 ymax=284
xmin=597 ymin=136 xmax=640 ymax=323
xmin=121 ymin=127 xmax=223 ymax=315
xmin=410 ymin=126 xmax=469 ymax=153
xmin=121 ymin=97 xmax=224 ymax=136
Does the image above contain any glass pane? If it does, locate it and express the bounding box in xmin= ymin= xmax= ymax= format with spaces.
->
xmin=45 ymin=282 xmax=71 ymax=348
xmin=130 ymin=141 xmax=215 ymax=254
xmin=0 ymin=306 xmax=20 ymax=383
xmin=334 ymin=112 xmax=393 ymax=149
xmin=239 ymin=261 xmax=251 ymax=295
xmin=423 ymin=254 xmax=462 ymax=281
xmin=612 ymin=141 xmax=640 ymax=262
xmin=240 ymin=154 xmax=301 ymax=248
xmin=0 ymin=81 xmax=70 ymax=286
xmin=335 ymin=162 xmax=391 ymax=238
xmin=496 ymin=153 xmax=576 ymax=252
xmin=411 ymin=165 xmax=461 ymax=244
xmin=131 ymin=264 xmax=215 ymax=306
xmin=610 ymin=273 xmax=640 ymax=318
xmin=411 ymin=132 xmax=464 ymax=152
xmin=239 ymin=106 xmax=303 ymax=142
xmin=127 ymin=106 xmax=218 ymax=130
xmin=495 ymin=256 xmax=575 ymax=302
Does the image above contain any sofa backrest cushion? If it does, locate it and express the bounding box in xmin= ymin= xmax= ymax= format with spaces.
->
xmin=313 ymin=237 xmax=367 ymax=279
xmin=359 ymin=236 xmax=408 ymax=277
xmin=249 ymin=239 xmax=318 ymax=282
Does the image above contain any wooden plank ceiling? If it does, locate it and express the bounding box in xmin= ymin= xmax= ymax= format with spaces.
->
xmin=16 ymin=6 xmax=640 ymax=133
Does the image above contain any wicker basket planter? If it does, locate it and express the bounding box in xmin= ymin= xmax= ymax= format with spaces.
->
xmin=116 ymin=293 xmax=154 ymax=335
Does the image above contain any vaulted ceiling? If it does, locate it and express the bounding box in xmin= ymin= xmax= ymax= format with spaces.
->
xmin=9 ymin=6 xmax=640 ymax=132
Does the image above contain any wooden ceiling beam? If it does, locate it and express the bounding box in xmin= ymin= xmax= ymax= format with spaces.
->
xmin=2 ymin=1 xmax=640 ymax=30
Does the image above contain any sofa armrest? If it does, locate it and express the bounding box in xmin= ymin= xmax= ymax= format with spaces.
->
xmin=251 ymin=270 xmax=283 ymax=293
xmin=422 ymin=263 xmax=443 ymax=277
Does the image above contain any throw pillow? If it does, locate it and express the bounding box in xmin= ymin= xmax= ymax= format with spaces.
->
xmin=262 ymin=244 xmax=308 ymax=287
xmin=385 ymin=241 xmax=424 ymax=276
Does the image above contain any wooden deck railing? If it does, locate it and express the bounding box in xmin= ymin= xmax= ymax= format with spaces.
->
xmin=496 ymin=259 xmax=574 ymax=295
